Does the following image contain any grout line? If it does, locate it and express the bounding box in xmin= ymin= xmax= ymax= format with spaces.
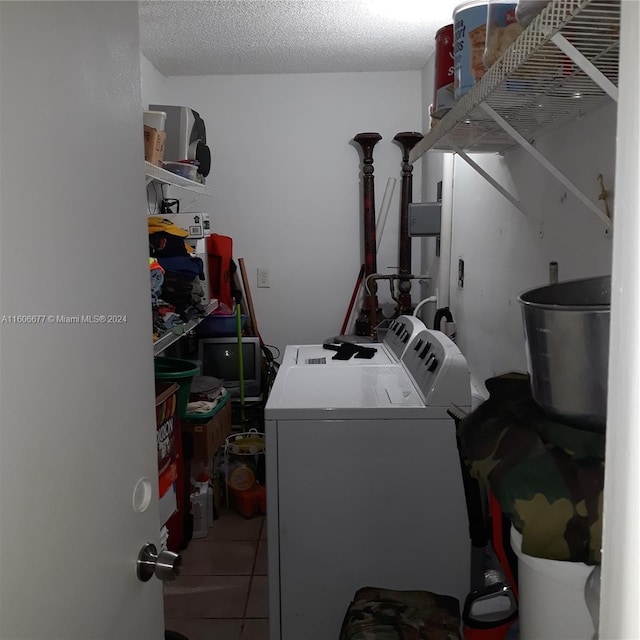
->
xmin=169 ymin=511 xmax=267 ymax=636
xmin=242 ymin=538 xmax=260 ymax=619
xmin=241 ymin=518 xmax=265 ymax=626
xmin=251 ymin=539 xmax=260 ymax=574
xmin=242 ymin=574 xmax=255 ymax=620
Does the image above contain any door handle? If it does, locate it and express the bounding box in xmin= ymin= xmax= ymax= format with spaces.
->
xmin=137 ymin=543 xmax=182 ymax=582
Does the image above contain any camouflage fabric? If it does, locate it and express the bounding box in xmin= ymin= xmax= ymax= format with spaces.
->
xmin=339 ymin=587 xmax=461 ymax=640
xmin=458 ymin=373 xmax=605 ymax=565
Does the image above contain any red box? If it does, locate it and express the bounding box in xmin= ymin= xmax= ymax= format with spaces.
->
xmin=155 ymin=380 xmax=186 ymax=551
xmin=156 ymin=381 xmax=179 ymax=474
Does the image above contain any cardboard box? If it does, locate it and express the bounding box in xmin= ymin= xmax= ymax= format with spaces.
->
xmin=144 ymin=125 xmax=166 ymax=166
xmin=186 ymin=398 xmax=232 ymax=461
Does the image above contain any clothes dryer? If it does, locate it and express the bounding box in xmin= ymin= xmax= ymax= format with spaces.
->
xmin=265 ymin=328 xmax=471 ymax=640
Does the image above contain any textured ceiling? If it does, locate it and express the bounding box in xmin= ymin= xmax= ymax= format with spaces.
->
xmin=139 ymin=0 xmax=460 ymax=76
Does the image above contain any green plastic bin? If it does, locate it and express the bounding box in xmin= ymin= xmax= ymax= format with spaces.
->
xmin=154 ymin=357 xmax=200 ymax=419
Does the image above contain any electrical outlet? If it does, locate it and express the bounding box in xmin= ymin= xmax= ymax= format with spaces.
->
xmin=257 ymin=268 xmax=270 ymax=288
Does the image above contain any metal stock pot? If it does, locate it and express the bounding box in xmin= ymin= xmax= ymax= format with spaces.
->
xmin=517 ymin=275 xmax=611 ymax=429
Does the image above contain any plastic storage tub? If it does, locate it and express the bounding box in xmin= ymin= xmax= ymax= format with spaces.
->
xmin=196 ymin=313 xmax=247 ymax=337
xmin=143 ymin=110 xmax=167 ymax=131
xmin=154 ymin=357 xmax=201 ymax=418
xmin=162 ymin=161 xmax=198 ymax=181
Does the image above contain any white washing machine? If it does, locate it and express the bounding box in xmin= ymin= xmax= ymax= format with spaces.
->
xmin=265 ymin=328 xmax=472 ymax=640
xmin=283 ymin=315 xmax=427 ymax=368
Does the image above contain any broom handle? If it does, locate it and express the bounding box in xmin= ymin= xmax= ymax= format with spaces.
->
xmin=238 ymin=258 xmax=264 ymax=348
xmin=236 ymin=302 xmax=245 ymax=422
xmin=341 ymin=265 xmax=365 ymax=335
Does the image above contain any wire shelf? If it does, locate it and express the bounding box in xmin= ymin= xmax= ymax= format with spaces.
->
xmin=411 ymin=0 xmax=620 ymax=160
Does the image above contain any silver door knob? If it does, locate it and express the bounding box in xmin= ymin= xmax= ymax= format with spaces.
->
xmin=137 ymin=543 xmax=182 ymax=582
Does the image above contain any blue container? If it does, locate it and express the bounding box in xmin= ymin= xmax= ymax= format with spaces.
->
xmin=196 ymin=313 xmax=247 ymax=338
xmin=453 ymin=1 xmax=489 ymax=99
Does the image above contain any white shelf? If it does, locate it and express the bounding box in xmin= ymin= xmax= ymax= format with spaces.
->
xmin=411 ymin=0 xmax=620 ymax=161
xmin=145 ymin=161 xmax=214 ymax=196
xmin=153 ymin=299 xmax=218 ymax=356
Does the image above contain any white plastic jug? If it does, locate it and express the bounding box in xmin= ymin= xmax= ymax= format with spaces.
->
xmin=191 ymin=492 xmax=209 ymax=538
xmin=194 ymin=469 xmax=214 ymax=525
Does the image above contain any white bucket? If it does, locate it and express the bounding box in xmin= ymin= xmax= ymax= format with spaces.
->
xmin=510 ymin=526 xmax=596 ymax=639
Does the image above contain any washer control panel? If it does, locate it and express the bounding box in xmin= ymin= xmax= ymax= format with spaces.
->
xmin=383 ymin=315 xmax=427 ymax=361
xmin=402 ymin=329 xmax=471 ymax=407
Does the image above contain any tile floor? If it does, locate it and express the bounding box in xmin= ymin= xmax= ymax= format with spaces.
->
xmin=164 ymin=508 xmax=269 ymax=640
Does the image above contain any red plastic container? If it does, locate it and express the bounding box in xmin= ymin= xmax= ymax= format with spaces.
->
xmin=206 ymin=234 xmax=234 ymax=310
xmin=463 ymin=620 xmax=514 ymax=640
xmin=230 ymin=483 xmax=266 ymax=519
xmin=433 ymin=24 xmax=455 ymax=118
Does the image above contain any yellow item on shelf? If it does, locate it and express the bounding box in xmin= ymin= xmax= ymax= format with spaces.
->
xmin=148 ymin=216 xmax=189 ymax=238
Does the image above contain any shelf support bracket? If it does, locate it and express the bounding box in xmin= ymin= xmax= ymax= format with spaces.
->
xmin=479 ymin=102 xmax=612 ymax=229
xmin=550 ymin=33 xmax=619 ymax=102
xmin=447 ymin=141 xmax=527 ymax=216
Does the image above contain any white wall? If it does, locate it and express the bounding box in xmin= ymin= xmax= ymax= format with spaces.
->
xmin=140 ymin=67 xmax=423 ymax=356
xmin=140 ymin=53 xmax=167 ymax=109
xmin=420 ymin=100 xmax=615 ymax=397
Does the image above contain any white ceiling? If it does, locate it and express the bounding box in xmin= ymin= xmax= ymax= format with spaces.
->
xmin=138 ymin=0 xmax=460 ymax=76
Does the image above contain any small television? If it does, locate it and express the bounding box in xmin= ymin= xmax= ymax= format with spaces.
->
xmin=198 ymin=337 xmax=262 ymax=403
